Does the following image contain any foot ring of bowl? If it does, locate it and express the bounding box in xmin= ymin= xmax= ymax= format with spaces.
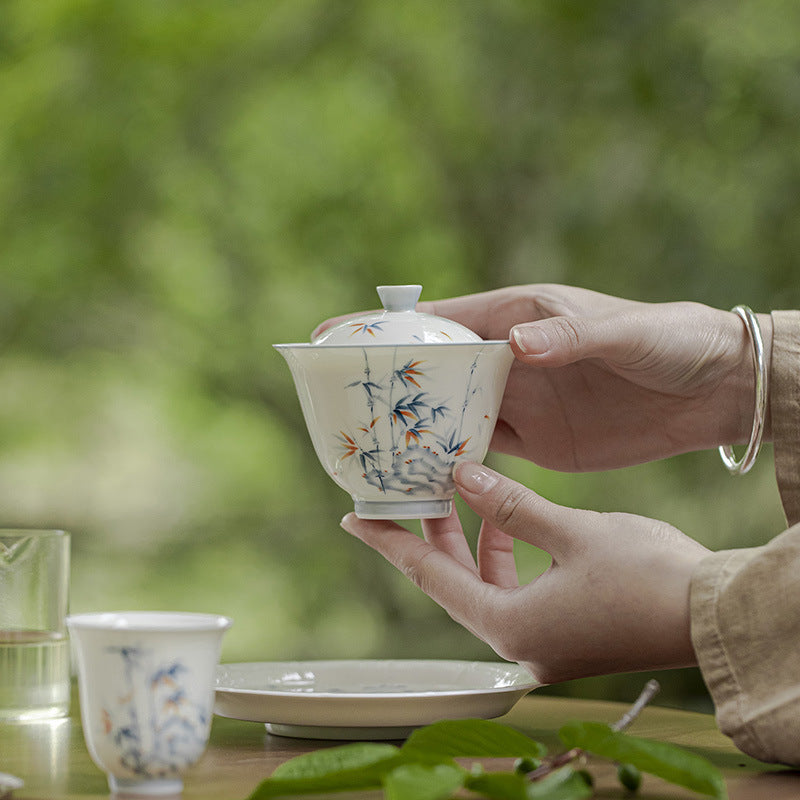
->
xmin=353 ymin=499 xmax=452 ymax=520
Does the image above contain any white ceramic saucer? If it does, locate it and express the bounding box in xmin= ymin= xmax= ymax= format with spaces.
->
xmin=213 ymin=659 xmax=539 ymax=740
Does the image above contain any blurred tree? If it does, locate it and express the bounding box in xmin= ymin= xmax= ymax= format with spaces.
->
xmin=0 ymin=0 xmax=797 ymax=709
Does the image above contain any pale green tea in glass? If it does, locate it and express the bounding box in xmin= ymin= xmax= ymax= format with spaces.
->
xmin=0 ymin=530 xmax=70 ymax=720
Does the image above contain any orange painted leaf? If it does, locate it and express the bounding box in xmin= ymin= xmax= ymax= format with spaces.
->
xmin=455 ymin=437 xmax=472 ymax=457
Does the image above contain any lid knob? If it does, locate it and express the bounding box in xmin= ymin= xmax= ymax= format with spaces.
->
xmin=377 ymin=285 xmax=422 ymax=313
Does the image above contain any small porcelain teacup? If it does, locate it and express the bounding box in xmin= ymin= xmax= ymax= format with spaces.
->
xmin=67 ymin=611 xmax=232 ymax=797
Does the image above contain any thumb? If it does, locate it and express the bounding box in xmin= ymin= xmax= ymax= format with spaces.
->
xmin=510 ymin=314 xmax=637 ymax=368
xmin=454 ymin=462 xmax=587 ymax=561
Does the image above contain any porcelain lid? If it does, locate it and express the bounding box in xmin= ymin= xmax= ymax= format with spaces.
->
xmin=312 ymin=285 xmax=481 ymax=345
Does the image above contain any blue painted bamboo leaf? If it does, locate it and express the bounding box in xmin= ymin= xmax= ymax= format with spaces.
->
xmin=430 ymin=404 xmax=449 ymax=423
xmin=348 ymin=322 xmax=384 ymax=337
xmin=394 ymin=392 xmax=430 ymax=418
xmin=361 ymin=381 xmax=383 ymax=398
xmin=394 ymin=360 xmax=426 ymax=388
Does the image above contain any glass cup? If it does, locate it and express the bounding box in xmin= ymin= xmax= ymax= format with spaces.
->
xmin=67 ymin=611 xmax=232 ymax=797
xmin=0 ymin=529 xmax=71 ymax=721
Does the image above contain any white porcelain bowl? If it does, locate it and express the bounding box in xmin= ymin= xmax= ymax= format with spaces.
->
xmin=276 ymin=286 xmax=513 ymax=519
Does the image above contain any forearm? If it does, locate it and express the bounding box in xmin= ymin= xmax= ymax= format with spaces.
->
xmin=680 ymin=308 xmax=773 ymax=454
xmin=730 ymin=312 xmax=773 ymax=445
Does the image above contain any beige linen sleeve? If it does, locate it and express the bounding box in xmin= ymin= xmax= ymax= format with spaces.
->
xmin=771 ymin=310 xmax=800 ymax=525
xmin=690 ymin=310 xmax=800 ymax=765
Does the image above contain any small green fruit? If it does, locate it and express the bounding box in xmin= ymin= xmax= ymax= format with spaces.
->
xmin=617 ymin=763 xmax=642 ymax=793
xmin=513 ymin=755 xmax=541 ymax=774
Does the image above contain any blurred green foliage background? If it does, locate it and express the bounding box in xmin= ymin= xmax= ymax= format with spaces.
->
xmin=2 ymin=0 xmax=798 ymax=712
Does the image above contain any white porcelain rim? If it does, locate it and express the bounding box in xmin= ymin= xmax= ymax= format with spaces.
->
xmin=274 ymin=340 xmax=510 ymax=349
xmin=66 ymin=611 xmax=232 ymax=633
xmin=215 ymin=659 xmax=538 ymax=699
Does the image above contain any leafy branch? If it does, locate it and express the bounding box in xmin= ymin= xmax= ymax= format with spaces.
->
xmin=524 ymin=679 xmax=661 ymax=782
xmin=245 ymin=680 xmax=728 ymax=800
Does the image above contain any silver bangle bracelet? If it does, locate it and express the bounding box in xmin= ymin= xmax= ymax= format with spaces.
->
xmin=719 ymin=305 xmax=767 ymax=476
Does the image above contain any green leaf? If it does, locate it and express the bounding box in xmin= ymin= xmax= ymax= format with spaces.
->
xmin=247 ymin=742 xmax=406 ymax=799
xmin=465 ymin=770 xmax=532 ymax=800
xmin=559 ymin=721 xmax=727 ymax=799
xmin=402 ymin=719 xmax=547 ymax=762
xmin=384 ymin=764 xmax=466 ymax=800
xmin=525 ymin=767 xmax=594 ymax=800
xmin=272 ymin=742 xmax=400 ymax=779
xmin=467 ymin=767 xmax=592 ymax=800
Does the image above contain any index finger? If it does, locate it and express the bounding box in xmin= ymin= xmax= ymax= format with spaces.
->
xmin=454 ymin=463 xmax=586 ymax=562
xmin=421 ymin=507 xmax=477 ymax=573
xmin=420 ymin=288 xmax=539 ymax=341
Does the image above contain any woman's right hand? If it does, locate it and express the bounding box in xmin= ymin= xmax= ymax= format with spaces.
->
xmin=341 ymin=461 xmax=710 ymax=683
xmin=417 ymin=285 xmax=771 ymax=471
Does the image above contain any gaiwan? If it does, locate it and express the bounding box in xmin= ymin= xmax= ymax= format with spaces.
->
xmin=275 ymin=285 xmax=513 ymax=519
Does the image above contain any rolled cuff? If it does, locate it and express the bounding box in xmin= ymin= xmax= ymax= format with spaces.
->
xmin=691 ymin=525 xmax=800 ymax=765
xmin=771 ymin=310 xmax=800 ymax=526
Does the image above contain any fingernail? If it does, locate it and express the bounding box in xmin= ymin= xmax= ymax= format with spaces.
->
xmin=340 ymin=513 xmax=356 ymax=532
xmin=455 ymin=462 xmax=498 ymax=494
xmin=512 ymin=325 xmax=549 ymax=355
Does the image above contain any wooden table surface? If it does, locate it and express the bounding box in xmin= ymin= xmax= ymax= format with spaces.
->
xmin=3 ymin=688 xmax=799 ymax=799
